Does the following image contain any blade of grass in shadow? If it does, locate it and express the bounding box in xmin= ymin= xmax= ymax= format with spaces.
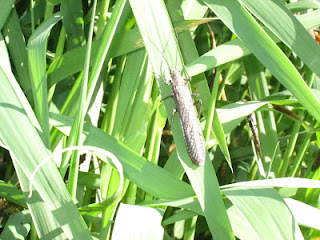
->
xmin=0 ymin=210 xmax=31 ymax=239
xmin=0 ymin=0 xmax=15 ymax=30
xmin=0 ymin=181 xmax=27 ymax=208
xmin=129 ymin=0 xmax=234 ymax=238
xmin=61 ymin=0 xmax=85 ymax=49
xmin=2 ymin=9 xmax=32 ymax=101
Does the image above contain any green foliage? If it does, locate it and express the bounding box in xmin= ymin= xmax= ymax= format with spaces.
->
xmin=0 ymin=0 xmax=320 ymax=239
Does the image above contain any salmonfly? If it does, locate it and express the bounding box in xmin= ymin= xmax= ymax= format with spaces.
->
xmin=140 ymin=31 xmax=206 ymax=166
xmin=169 ymin=68 xmax=206 ymax=166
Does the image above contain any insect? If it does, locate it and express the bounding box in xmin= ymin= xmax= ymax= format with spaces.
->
xmin=247 ymin=113 xmax=262 ymax=159
xmin=141 ymin=30 xmax=206 ymax=166
xmin=168 ymin=68 xmax=206 ymax=166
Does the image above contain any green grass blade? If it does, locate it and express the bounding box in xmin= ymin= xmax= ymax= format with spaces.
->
xmin=12 ymin=158 xmax=68 ymax=239
xmin=186 ymin=9 xmax=320 ymax=76
xmin=223 ymin=186 xmax=303 ymax=239
xmin=0 ymin=0 xmax=15 ymax=30
xmin=86 ymin=0 xmax=127 ymax=111
xmin=285 ymin=198 xmax=320 ymax=230
xmin=61 ymin=0 xmax=85 ymax=49
xmin=47 ymin=19 xmax=210 ymax=88
xmin=50 ymin=112 xmax=195 ymax=200
xmin=116 ymin=1 xmax=234 ymax=238
xmin=226 ymin=204 xmax=259 ymax=240
xmin=0 ymin=210 xmax=31 ymax=239
xmin=27 ymin=13 xmax=62 ymax=146
xmin=200 ymin=1 xmax=320 ymax=122
xmin=47 ymin=28 xmax=143 ymax=87
xmin=0 ymin=180 xmax=26 ymax=208
xmin=286 ymin=0 xmax=320 ymax=12
xmin=241 ymin=0 xmax=320 ymax=78
xmin=2 ymin=9 xmax=32 ymax=100
xmin=62 ymin=0 xmax=97 ymax=199
xmin=0 ymin=63 xmax=91 ymax=239
xmin=245 ymin=55 xmax=282 ymax=177
xmin=167 ymin=0 xmax=231 ymax=171
xmin=221 ymin=177 xmax=320 ymax=189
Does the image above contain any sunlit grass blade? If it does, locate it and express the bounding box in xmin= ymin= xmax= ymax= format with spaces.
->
xmin=167 ymin=0 xmax=231 ymax=171
xmin=112 ymin=204 xmax=164 ymax=240
xmin=27 ymin=13 xmax=62 ymax=146
xmin=241 ymin=0 xmax=320 ymax=78
xmin=201 ymin=1 xmax=320 ymax=123
xmin=100 ymin=1 xmax=233 ymax=238
xmin=285 ymin=198 xmax=320 ymax=230
xmin=223 ymin=186 xmax=304 ymax=239
xmin=0 ymin=60 xmax=91 ymax=239
xmin=0 ymin=181 xmax=26 ymax=208
xmin=186 ymin=9 xmax=320 ymax=76
xmin=221 ymin=177 xmax=320 ymax=189
xmin=50 ymin=112 xmax=195 ymax=200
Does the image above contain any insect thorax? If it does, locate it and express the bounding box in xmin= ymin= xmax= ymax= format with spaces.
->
xmin=170 ymin=68 xmax=185 ymax=84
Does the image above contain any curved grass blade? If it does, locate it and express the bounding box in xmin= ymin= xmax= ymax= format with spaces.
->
xmin=241 ymin=0 xmax=320 ymax=78
xmin=0 ymin=55 xmax=91 ymax=239
xmin=27 ymin=13 xmax=62 ymax=146
xmin=201 ymin=1 xmax=320 ymax=122
xmin=186 ymin=9 xmax=320 ymax=77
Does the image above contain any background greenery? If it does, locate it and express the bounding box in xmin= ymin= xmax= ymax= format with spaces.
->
xmin=0 ymin=0 xmax=320 ymax=239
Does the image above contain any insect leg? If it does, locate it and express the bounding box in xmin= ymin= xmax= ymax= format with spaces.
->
xmin=161 ymin=93 xmax=174 ymax=102
xmin=193 ymin=99 xmax=202 ymax=118
xmin=154 ymin=73 xmax=171 ymax=85
xmin=170 ymin=108 xmax=177 ymax=127
xmin=160 ymin=94 xmax=177 ymax=126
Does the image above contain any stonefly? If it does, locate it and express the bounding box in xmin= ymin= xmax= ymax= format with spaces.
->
xmin=141 ymin=31 xmax=206 ymax=166
xmin=167 ymin=68 xmax=206 ymax=166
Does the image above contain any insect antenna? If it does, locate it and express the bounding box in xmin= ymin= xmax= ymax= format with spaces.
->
xmin=138 ymin=29 xmax=171 ymax=82
xmin=138 ymin=27 xmax=185 ymax=83
xmin=172 ymin=27 xmax=191 ymax=80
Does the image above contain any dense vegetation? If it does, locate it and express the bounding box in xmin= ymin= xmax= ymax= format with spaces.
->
xmin=0 ymin=0 xmax=320 ymax=239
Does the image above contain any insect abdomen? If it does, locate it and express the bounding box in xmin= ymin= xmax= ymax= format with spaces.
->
xmin=172 ymin=81 xmax=206 ymax=166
